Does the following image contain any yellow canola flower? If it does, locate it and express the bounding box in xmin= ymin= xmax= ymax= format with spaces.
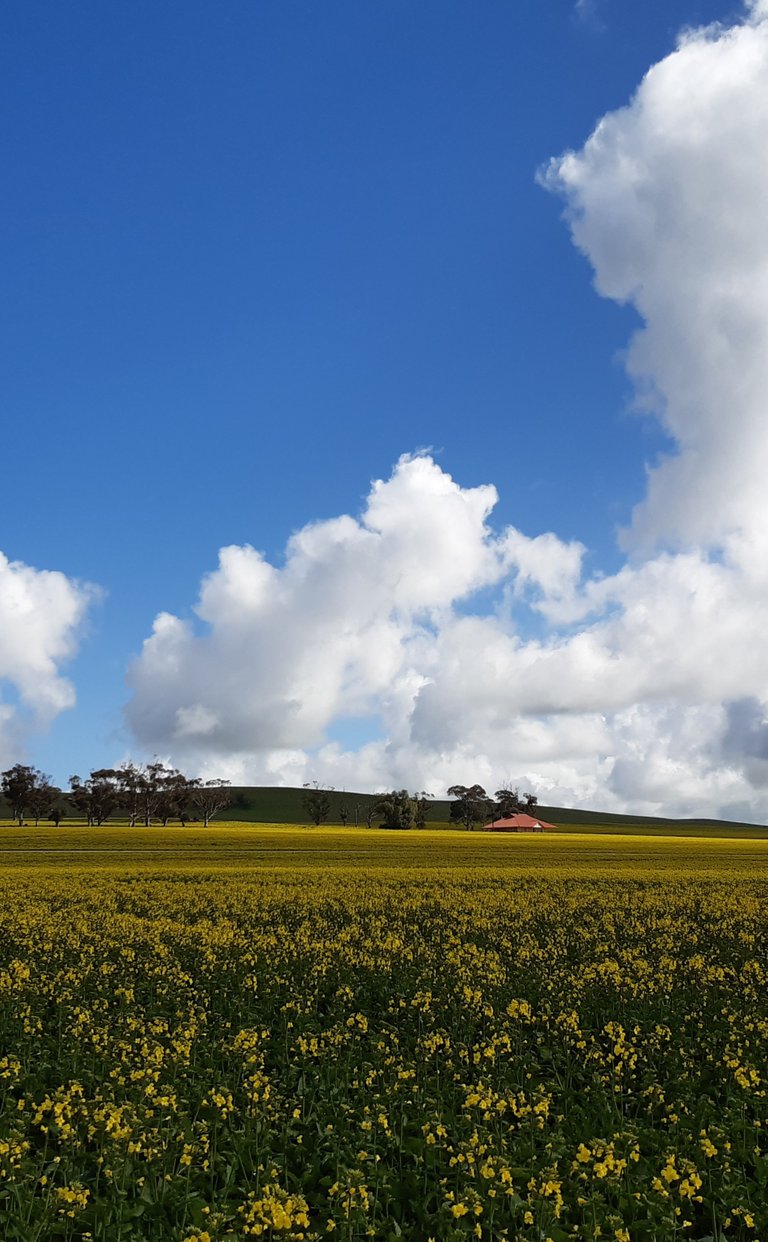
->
xmin=3 ymin=827 xmax=768 ymax=1239
xmin=240 ymin=1184 xmax=311 ymax=1236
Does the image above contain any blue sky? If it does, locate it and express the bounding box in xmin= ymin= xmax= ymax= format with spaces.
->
xmin=4 ymin=0 xmax=768 ymax=817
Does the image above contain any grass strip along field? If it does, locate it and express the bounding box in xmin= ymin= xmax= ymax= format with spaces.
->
xmin=1 ymin=827 xmax=768 ymax=1240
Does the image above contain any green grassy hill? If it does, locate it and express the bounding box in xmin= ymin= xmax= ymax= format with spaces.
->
xmin=225 ymin=787 xmax=766 ymax=834
xmin=225 ymin=786 xmax=427 ymax=825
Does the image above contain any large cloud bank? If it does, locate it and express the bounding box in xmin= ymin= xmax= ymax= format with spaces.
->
xmin=0 ymin=553 xmax=94 ymax=767
xmin=544 ymin=0 xmax=768 ymax=556
xmin=127 ymin=1 xmax=768 ymax=818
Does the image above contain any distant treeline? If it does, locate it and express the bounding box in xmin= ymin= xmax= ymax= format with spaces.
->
xmin=0 ymin=764 xmax=543 ymax=830
xmin=0 ymin=762 xmax=231 ymax=827
xmin=5 ymin=765 xmax=748 ymax=832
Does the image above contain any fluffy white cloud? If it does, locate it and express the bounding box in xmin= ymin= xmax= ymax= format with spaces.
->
xmin=126 ymin=2 xmax=768 ymax=820
xmin=126 ymin=453 xmax=584 ymax=763
xmin=0 ymin=552 xmax=95 ymax=766
xmin=125 ymin=445 xmax=768 ymax=820
xmin=542 ymin=0 xmax=768 ymax=554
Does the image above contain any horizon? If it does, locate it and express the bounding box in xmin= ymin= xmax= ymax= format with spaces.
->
xmin=2 ymin=767 xmax=767 ymax=831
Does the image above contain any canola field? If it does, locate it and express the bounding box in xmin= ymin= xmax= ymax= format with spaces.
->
xmin=1 ymin=826 xmax=768 ymax=1242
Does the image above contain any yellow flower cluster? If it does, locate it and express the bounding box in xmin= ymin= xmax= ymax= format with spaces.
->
xmin=239 ymin=1183 xmax=311 ymax=1237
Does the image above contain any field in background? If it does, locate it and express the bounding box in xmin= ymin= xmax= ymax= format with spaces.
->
xmin=2 ymin=822 xmax=768 ymax=870
xmin=2 ymin=813 xmax=768 ymax=843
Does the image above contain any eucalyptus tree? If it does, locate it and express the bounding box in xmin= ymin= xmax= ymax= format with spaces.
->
xmin=374 ymin=789 xmax=414 ymax=829
xmin=26 ymin=777 xmax=59 ymax=826
xmin=494 ymin=787 xmax=539 ymax=818
xmin=69 ymin=769 xmax=122 ymax=825
xmin=1 ymin=764 xmax=52 ymax=826
xmin=447 ymin=783 xmax=494 ymax=831
xmin=187 ymin=778 xmax=231 ymax=827
xmin=302 ymin=783 xmax=331 ymax=826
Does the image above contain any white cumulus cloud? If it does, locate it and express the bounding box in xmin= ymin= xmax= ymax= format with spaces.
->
xmin=126 ymin=453 xmax=583 ymax=768
xmin=542 ymin=0 xmax=768 ymax=554
xmin=126 ymin=2 xmax=768 ymax=820
xmin=0 ymin=552 xmax=96 ymax=767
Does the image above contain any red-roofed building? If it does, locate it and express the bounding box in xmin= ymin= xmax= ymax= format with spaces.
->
xmin=482 ymin=813 xmax=557 ymax=832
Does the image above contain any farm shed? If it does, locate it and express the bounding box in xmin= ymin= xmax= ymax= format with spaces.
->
xmin=482 ymin=813 xmax=557 ymax=832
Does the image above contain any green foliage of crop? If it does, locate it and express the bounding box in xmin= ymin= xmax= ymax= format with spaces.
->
xmin=1 ymin=830 xmax=768 ymax=1239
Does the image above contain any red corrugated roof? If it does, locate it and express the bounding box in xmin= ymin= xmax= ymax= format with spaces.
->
xmin=483 ymin=813 xmax=557 ymax=831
